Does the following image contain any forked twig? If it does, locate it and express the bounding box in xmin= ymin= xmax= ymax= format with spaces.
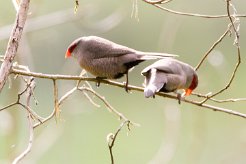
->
xmin=12 ymin=69 xmax=35 ymax=164
xmin=107 ymin=120 xmax=131 ymax=164
xmin=33 ymin=87 xmax=77 ymax=128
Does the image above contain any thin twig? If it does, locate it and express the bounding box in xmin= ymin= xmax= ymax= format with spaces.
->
xmin=192 ymin=92 xmax=246 ymax=103
xmin=107 ymin=120 xmax=131 ymax=164
xmin=12 ymin=112 xmax=34 ymax=164
xmin=78 ymin=87 xmax=139 ymax=126
xmin=53 ymin=79 xmax=60 ymax=122
xmin=0 ymin=78 xmax=43 ymax=122
xmin=33 ymin=87 xmax=77 ymax=128
xmin=226 ymin=0 xmax=240 ymax=42
xmin=143 ymin=0 xmax=173 ymax=4
xmin=200 ymin=48 xmax=241 ymax=104
xmin=195 ymin=26 xmax=230 ymax=70
xmin=143 ymin=1 xmax=246 ymax=19
xmin=12 ymin=69 xmax=35 ymax=164
xmin=82 ymin=91 xmax=101 ymax=108
xmin=199 ymin=0 xmax=241 ymax=104
xmin=211 ymin=98 xmax=246 ymax=103
xmin=77 ymin=76 xmax=101 ymax=108
xmin=185 ymin=99 xmax=246 ymax=118
xmin=0 ymin=102 xmax=17 ymax=111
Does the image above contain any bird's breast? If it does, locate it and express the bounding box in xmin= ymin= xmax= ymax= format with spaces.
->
xmin=78 ymin=57 xmax=127 ymax=79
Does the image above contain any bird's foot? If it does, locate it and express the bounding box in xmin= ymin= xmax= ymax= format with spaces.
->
xmin=124 ymin=72 xmax=130 ymax=93
xmin=177 ymin=92 xmax=185 ymax=104
xmin=96 ymin=81 xmax=100 ymax=87
xmin=95 ymin=77 xmax=104 ymax=87
xmin=176 ymin=92 xmax=185 ymax=104
xmin=123 ymin=81 xmax=129 ymax=92
xmin=177 ymin=93 xmax=181 ymax=104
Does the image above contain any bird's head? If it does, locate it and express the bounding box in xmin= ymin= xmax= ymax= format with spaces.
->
xmin=65 ymin=38 xmax=81 ymax=58
xmin=185 ymin=73 xmax=198 ymax=96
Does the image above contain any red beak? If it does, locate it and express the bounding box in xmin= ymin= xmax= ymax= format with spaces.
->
xmin=185 ymin=89 xmax=192 ymax=96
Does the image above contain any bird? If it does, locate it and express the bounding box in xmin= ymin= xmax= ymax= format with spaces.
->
xmin=65 ymin=36 xmax=177 ymax=91
xmin=141 ymin=58 xmax=198 ymax=103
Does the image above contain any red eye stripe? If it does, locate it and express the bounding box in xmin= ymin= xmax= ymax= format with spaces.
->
xmin=189 ymin=74 xmax=198 ymax=90
xmin=65 ymin=43 xmax=77 ymax=58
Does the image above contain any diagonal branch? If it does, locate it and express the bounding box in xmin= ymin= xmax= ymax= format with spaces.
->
xmin=0 ymin=0 xmax=30 ymax=92
xmin=195 ymin=26 xmax=230 ymax=71
xmin=199 ymin=0 xmax=241 ymax=104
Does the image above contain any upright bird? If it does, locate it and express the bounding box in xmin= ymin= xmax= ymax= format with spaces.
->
xmin=141 ymin=58 xmax=198 ymax=103
xmin=65 ymin=36 xmax=177 ymax=91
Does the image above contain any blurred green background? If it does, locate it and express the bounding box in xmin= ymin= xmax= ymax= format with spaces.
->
xmin=0 ymin=0 xmax=246 ymax=164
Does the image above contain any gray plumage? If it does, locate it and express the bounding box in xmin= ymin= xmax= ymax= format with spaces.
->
xmin=141 ymin=58 xmax=198 ymax=98
xmin=66 ymin=36 xmax=177 ymax=79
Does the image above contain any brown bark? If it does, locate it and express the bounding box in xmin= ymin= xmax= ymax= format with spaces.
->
xmin=0 ymin=0 xmax=30 ymax=92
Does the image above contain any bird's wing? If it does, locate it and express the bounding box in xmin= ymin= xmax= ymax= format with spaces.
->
xmin=141 ymin=61 xmax=174 ymax=77
xmin=84 ymin=36 xmax=136 ymax=59
xmin=142 ymin=58 xmax=184 ymax=75
xmin=163 ymin=73 xmax=185 ymax=91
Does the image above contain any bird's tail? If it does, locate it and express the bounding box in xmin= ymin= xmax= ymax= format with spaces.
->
xmin=138 ymin=51 xmax=178 ymax=60
xmin=144 ymin=84 xmax=157 ymax=98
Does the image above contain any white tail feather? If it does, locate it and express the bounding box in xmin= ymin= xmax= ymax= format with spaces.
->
xmin=144 ymin=85 xmax=157 ymax=98
xmin=137 ymin=51 xmax=178 ymax=60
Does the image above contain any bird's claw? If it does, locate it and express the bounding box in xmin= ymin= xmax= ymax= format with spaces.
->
xmin=95 ymin=77 xmax=103 ymax=87
xmin=177 ymin=92 xmax=186 ymax=104
xmin=177 ymin=93 xmax=181 ymax=104
xmin=123 ymin=81 xmax=129 ymax=92
xmin=96 ymin=81 xmax=100 ymax=87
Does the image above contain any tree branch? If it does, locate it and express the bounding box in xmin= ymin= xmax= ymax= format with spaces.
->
xmin=9 ymin=67 xmax=246 ymax=119
xmin=0 ymin=0 xmax=30 ymax=92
